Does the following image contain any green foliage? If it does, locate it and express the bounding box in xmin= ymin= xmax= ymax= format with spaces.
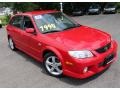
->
xmin=117 ymin=2 xmax=120 ymax=13
xmin=13 ymin=3 xmax=39 ymax=12
xmin=117 ymin=2 xmax=120 ymax=8
xmin=0 ymin=2 xmax=60 ymax=12
xmin=35 ymin=2 xmax=59 ymax=10
xmin=0 ymin=3 xmax=14 ymax=8
xmin=0 ymin=15 xmax=11 ymax=26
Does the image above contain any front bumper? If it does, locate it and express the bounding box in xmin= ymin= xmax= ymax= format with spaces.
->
xmin=88 ymin=10 xmax=99 ymax=14
xmin=63 ymin=40 xmax=117 ymax=79
xmin=103 ymin=10 xmax=116 ymax=13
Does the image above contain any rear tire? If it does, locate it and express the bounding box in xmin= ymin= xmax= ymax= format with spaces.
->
xmin=43 ymin=52 xmax=63 ymax=77
xmin=8 ymin=37 xmax=16 ymax=51
xmin=0 ymin=24 xmax=2 ymax=28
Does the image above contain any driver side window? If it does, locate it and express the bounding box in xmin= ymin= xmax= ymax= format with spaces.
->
xmin=23 ymin=16 xmax=34 ymax=30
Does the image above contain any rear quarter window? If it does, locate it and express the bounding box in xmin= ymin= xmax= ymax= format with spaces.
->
xmin=9 ymin=16 xmax=23 ymax=29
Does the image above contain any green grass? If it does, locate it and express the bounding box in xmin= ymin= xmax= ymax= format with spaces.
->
xmin=0 ymin=15 xmax=10 ymax=26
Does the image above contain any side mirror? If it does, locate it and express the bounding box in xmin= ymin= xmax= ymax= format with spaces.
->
xmin=25 ymin=28 xmax=34 ymax=33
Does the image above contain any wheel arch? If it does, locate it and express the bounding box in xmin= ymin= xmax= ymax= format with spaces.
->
xmin=42 ymin=46 xmax=63 ymax=62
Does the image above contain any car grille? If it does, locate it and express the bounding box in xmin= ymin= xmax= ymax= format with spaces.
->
xmin=96 ymin=42 xmax=111 ymax=53
xmin=98 ymin=53 xmax=114 ymax=67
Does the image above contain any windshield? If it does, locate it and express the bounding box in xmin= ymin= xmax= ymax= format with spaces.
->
xmin=90 ymin=4 xmax=99 ymax=9
xmin=34 ymin=12 xmax=80 ymax=33
xmin=105 ymin=4 xmax=115 ymax=8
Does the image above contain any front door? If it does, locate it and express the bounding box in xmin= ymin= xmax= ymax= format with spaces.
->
xmin=22 ymin=16 xmax=41 ymax=60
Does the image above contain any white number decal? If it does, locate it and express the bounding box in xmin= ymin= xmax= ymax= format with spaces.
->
xmin=40 ymin=24 xmax=56 ymax=32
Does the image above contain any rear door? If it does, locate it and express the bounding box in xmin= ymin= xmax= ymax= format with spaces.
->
xmin=7 ymin=15 xmax=24 ymax=49
xmin=8 ymin=15 xmax=32 ymax=52
xmin=14 ymin=16 xmax=33 ymax=52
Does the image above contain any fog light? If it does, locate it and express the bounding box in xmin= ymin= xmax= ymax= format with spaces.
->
xmin=83 ymin=67 xmax=88 ymax=73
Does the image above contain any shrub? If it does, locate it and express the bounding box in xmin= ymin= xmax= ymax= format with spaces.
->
xmin=0 ymin=14 xmax=11 ymax=26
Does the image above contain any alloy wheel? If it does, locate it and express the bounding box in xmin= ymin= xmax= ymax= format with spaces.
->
xmin=8 ymin=38 xmax=15 ymax=50
xmin=45 ymin=55 xmax=63 ymax=76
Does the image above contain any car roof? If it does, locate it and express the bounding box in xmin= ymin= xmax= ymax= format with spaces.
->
xmin=15 ymin=10 xmax=59 ymax=16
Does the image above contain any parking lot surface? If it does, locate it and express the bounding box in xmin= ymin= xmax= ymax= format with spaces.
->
xmin=0 ymin=14 xmax=120 ymax=88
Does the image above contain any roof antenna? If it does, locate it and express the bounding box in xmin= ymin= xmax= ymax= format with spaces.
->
xmin=60 ymin=2 xmax=63 ymax=12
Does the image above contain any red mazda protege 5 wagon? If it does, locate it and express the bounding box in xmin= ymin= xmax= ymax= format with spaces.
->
xmin=6 ymin=10 xmax=117 ymax=79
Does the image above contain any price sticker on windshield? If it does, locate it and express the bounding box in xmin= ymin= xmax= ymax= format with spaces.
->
xmin=34 ymin=15 xmax=42 ymax=19
xmin=40 ymin=24 xmax=56 ymax=32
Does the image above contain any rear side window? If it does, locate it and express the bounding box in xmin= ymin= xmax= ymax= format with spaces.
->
xmin=10 ymin=16 xmax=23 ymax=29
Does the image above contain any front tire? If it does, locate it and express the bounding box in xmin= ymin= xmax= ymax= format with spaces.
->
xmin=8 ymin=37 xmax=16 ymax=50
xmin=43 ymin=53 xmax=63 ymax=77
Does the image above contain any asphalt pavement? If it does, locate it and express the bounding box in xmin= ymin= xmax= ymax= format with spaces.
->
xmin=0 ymin=13 xmax=120 ymax=88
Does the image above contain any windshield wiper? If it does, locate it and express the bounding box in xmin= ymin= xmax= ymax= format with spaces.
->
xmin=63 ymin=24 xmax=81 ymax=30
xmin=42 ymin=30 xmax=61 ymax=34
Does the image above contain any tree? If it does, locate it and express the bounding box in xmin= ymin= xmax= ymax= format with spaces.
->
xmin=0 ymin=3 xmax=14 ymax=8
xmin=12 ymin=3 xmax=39 ymax=13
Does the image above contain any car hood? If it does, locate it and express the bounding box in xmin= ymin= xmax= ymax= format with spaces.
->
xmin=89 ymin=9 xmax=99 ymax=11
xmin=46 ymin=26 xmax=111 ymax=50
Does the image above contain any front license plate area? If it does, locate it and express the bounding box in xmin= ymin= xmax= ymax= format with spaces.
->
xmin=103 ymin=54 xmax=114 ymax=66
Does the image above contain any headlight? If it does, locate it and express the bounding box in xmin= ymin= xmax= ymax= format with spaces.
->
xmin=95 ymin=9 xmax=99 ymax=11
xmin=68 ymin=50 xmax=93 ymax=59
xmin=111 ymin=8 xmax=115 ymax=10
